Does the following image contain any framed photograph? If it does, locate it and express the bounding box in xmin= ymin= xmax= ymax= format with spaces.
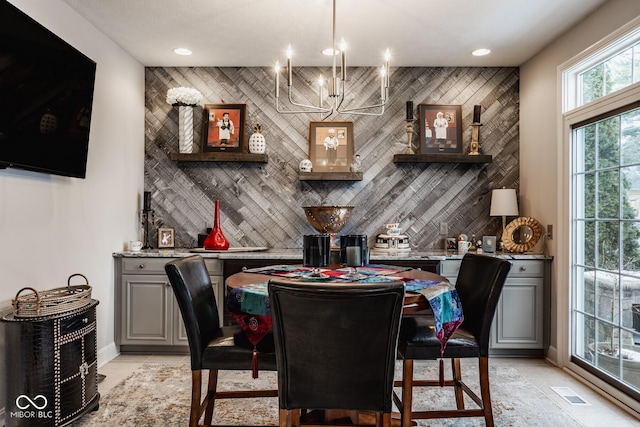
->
xmin=202 ymin=104 xmax=245 ymax=152
xmin=308 ymin=121 xmax=354 ymax=173
xmin=158 ymin=227 xmax=175 ymax=248
xmin=482 ymin=235 xmax=496 ymax=253
xmin=419 ymin=104 xmax=463 ymax=154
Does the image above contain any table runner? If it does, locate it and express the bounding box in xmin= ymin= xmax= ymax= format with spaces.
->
xmin=226 ymin=265 xmax=463 ymax=378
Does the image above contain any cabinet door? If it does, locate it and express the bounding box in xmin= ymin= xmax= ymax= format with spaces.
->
xmin=491 ymin=277 xmax=544 ymax=348
xmin=121 ymin=274 xmax=172 ymax=345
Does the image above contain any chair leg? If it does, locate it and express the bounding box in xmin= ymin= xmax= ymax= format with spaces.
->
xmin=401 ymin=358 xmax=414 ymax=427
xmin=190 ymin=370 xmax=202 ymax=427
xmin=478 ymin=357 xmax=494 ymax=427
xmin=291 ymin=409 xmax=301 ymax=427
xmin=279 ymin=408 xmax=289 ymax=427
xmin=203 ymin=369 xmax=218 ymax=425
xmin=452 ymin=358 xmax=465 ymax=409
xmin=381 ymin=412 xmax=392 ymax=427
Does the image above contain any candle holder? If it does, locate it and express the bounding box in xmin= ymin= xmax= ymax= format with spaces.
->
xmin=340 ymin=235 xmax=368 ymax=280
xmin=141 ymin=191 xmax=155 ymax=249
xmin=469 ymin=123 xmax=482 ymax=155
xmin=303 ymin=234 xmax=330 ymax=277
xmin=405 ymin=101 xmax=415 ymax=154
xmin=405 ymin=120 xmax=415 ymax=154
xmin=141 ymin=208 xmax=155 ymax=249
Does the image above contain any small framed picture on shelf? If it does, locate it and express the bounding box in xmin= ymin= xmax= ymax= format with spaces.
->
xmin=158 ymin=227 xmax=175 ymax=248
xmin=419 ymin=104 xmax=463 ymax=154
xmin=201 ymin=104 xmax=245 ymax=153
xmin=308 ymin=121 xmax=354 ymax=173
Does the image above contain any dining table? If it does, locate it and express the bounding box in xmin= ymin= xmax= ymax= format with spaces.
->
xmin=225 ymin=264 xmax=463 ymax=364
xmin=224 ymin=263 xmax=464 ymax=426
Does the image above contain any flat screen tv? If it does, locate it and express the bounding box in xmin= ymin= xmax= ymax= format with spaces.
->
xmin=0 ymin=0 xmax=96 ymax=179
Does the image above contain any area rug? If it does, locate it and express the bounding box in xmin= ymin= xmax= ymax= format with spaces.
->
xmin=74 ymin=361 xmax=584 ymax=426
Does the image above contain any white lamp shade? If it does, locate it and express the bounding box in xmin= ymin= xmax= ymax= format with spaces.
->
xmin=490 ymin=188 xmax=519 ymax=217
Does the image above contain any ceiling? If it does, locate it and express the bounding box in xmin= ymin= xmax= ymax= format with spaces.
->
xmin=62 ymin=0 xmax=608 ymax=67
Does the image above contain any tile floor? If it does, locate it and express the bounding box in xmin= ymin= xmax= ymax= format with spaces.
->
xmin=97 ymin=355 xmax=640 ymax=426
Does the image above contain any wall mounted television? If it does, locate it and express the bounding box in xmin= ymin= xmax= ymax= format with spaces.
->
xmin=0 ymin=0 xmax=96 ymax=179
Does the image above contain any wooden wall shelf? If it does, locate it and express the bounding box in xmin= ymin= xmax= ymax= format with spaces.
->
xmin=299 ymin=172 xmax=363 ymax=181
xmin=170 ymin=152 xmax=268 ymax=163
xmin=393 ymin=154 xmax=492 ymax=164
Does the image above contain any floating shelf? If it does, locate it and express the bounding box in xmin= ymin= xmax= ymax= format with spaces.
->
xmin=393 ymin=154 xmax=492 ymax=164
xmin=298 ymin=172 xmax=363 ymax=181
xmin=170 ymin=152 xmax=268 ymax=163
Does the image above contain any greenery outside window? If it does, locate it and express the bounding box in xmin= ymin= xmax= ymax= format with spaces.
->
xmin=564 ymin=16 xmax=640 ymax=402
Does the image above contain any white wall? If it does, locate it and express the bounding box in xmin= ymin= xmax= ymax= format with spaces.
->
xmin=0 ymin=0 xmax=144 ymax=395
xmin=520 ymin=0 xmax=640 ymax=364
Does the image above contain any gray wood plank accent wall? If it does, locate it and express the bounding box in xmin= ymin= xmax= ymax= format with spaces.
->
xmin=144 ymin=66 xmax=519 ymax=250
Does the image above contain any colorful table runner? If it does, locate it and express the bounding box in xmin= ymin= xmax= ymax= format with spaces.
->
xmin=405 ymin=279 xmax=464 ymax=355
xmin=227 ymin=265 xmax=464 ymax=378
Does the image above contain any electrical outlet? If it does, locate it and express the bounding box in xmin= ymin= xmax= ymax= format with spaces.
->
xmin=547 ymin=224 xmax=553 ymax=240
xmin=439 ymin=222 xmax=448 ymax=235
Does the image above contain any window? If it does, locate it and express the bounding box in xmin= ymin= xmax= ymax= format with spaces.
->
xmin=579 ymin=45 xmax=640 ymax=105
xmin=571 ymin=105 xmax=640 ymax=399
xmin=563 ymin=16 xmax=640 ymax=402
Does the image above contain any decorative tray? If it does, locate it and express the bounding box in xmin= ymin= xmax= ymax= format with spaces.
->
xmin=190 ymin=247 xmax=268 ymax=253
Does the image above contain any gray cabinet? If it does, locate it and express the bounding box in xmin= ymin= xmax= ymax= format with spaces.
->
xmin=440 ymin=257 xmax=550 ymax=356
xmin=115 ymin=257 xmax=223 ymax=351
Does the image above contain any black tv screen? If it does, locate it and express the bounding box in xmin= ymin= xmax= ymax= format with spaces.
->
xmin=0 ymin=0 xmax=96 ymax=178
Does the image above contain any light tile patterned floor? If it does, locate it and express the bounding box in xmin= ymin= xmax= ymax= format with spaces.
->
xmin=97 ymin=355 xmax=640 ymax=426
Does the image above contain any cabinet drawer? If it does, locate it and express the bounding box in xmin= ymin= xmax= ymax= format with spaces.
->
xmin=59 ymin=307 xmax=96 ymax=335
xmin=122 ymin=257 xmax=222 ymax=275
xmin=509 ymin=260 xmax=543 ymax=277
xmin=122 ymin=258 xmax=169 ymax=273
xmin=440 ymin=260 xmax=462 ymax=278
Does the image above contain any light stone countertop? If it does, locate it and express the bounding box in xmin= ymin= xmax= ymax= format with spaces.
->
xmin=113 ymin=248 xmax=552 ymax=260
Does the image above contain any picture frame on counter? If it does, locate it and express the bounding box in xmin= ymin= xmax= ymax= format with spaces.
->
xmin=419 ymin=104 xmax=463 ymax=154
xmin=308 ymin=121 xmax=354 ymax=173
xmin=202 ymin=103 xmax=245 ymax=153
xmin=158 ymin=227 xmax=175 ymax=248
xmin=482 ymin=235 xmax=496 ymax=253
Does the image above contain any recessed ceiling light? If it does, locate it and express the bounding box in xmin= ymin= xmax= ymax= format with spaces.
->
xmin=173 ymin=47 xmax=192 ymax=56
xmin=472 ymin=48 xmax=491 ymax=56
xmin=322 ymin=48 xmax=340 ymax=56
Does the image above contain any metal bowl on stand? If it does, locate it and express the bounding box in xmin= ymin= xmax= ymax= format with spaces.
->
xmin=302 ymin=206 xmax=354 ymax=248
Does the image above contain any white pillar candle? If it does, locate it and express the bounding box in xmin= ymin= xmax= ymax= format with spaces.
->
xmin=346 ymin=246 xmax=361 ymax=266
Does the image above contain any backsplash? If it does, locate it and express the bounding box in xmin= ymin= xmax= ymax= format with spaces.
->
xmin=144 ymin=66 xmax=519 ymax=249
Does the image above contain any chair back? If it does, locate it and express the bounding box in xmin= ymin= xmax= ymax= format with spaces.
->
xmin=268 ymin=279 xmax=405 ymax=413
xmin=165 ymin=255 xmax=221 ymax=369
xmin=454 ymin=253 xmax=511 ymax=356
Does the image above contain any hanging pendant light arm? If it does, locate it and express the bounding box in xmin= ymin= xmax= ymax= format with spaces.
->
xmin=274 ymin=0 xmax=390 ymax=118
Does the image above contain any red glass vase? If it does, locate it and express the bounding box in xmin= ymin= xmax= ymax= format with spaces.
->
xmin=203 ymin=200 xmax=230 ymax=250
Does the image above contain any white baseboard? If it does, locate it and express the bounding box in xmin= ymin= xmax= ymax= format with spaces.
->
xmin=97 ymin=342 xmax=119 ymax=368
xmin=546 ymin=344 xmax=558 ymax=366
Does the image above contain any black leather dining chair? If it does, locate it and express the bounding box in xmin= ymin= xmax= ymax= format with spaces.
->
xmin=268 ymin=279 xmax=405 ymax=427
xmin=393 ymin=253 xmax=511 ymax=427
xmin=165 ymin=255 xmax=278 ymax=427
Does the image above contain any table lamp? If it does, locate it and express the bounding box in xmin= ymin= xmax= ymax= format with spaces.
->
xmin=490 ymin=188 xmax=519 ymax=250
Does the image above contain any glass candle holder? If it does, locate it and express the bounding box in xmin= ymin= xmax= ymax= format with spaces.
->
xmin=303 ymin=234 xmax=330 ymax=276
xmin=340 ymin=235 xmax=368 ymax=279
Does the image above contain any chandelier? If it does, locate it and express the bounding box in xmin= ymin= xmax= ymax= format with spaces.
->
xmin=274 ymin=0 xmax=390 ymax=117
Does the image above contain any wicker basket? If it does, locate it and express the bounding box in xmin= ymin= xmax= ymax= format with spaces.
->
xmin=12 ymin=273 xmax=92 ymax=318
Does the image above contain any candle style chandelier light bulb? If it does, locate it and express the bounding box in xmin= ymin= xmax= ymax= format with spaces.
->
xmin=274 ymin=0 xmax=390 ymax=117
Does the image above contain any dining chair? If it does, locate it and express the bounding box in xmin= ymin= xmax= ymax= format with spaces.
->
xmin=165 ymin=255 xmax=278 ymax=427
xmin=393 ymin=253 xmax=511 ymax=427
xmin=268 ymin=279 xmax=405 ymax=427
